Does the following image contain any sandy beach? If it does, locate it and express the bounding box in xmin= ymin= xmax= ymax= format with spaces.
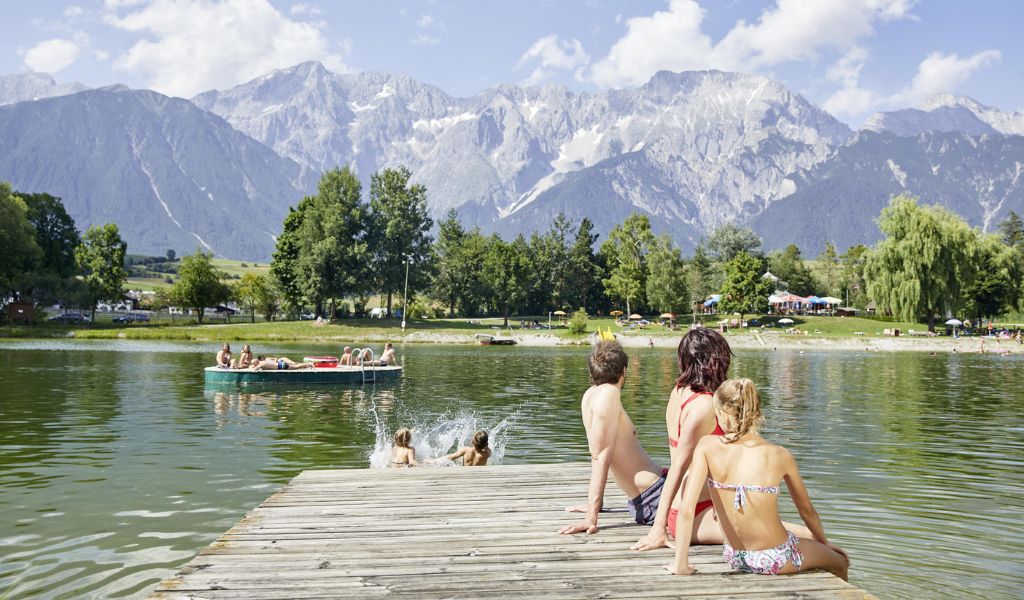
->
xmin=399 ymin=329 xmax=1017 ymax=353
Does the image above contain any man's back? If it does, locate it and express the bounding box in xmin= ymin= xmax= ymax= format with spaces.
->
xmin=581 ymin=384 xmax=660 ymax=499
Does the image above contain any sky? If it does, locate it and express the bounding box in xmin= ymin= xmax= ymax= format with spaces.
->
xmin=3 ymin=0 xmax=1022 ymax=125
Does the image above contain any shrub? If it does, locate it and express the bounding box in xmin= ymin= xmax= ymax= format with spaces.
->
xmin=568 ymin=308 xmax=589 ymax=335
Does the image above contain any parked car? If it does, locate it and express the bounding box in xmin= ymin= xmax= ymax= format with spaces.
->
xmin=48 ymin=311 xmax=91 ymax=324
xmin=113 ymin=313 xmax=150 ymax=323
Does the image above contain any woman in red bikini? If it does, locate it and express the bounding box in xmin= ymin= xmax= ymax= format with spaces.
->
xmin=632 ymin=328 xmax=732 ymax=551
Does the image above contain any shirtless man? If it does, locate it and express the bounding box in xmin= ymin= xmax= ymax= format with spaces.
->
xmin=378 ymin=343 xmax=396 ymax=366
xmin=559 ymin=341 xmax=666 ymax=534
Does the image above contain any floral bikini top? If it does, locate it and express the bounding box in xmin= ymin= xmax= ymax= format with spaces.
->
xmin=707 ymin=478 xmax=780 ymax=510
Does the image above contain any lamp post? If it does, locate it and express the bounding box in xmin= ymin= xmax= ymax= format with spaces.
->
xmin=401 ymin=255 xmax=413 ymax=332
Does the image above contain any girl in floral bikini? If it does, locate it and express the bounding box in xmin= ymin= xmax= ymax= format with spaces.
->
xmin=668 ymin=378 xmax=849 ymax=580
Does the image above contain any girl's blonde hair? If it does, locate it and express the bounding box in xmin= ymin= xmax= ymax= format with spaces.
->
xmin=394 ymin=428 xmax=412 ymax=448
xmin=713 ymin=378 xmax=764 ymax=443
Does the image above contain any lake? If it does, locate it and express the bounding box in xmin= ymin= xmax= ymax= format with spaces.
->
xmin=0 ymin=340 xmax=1021 ymax=599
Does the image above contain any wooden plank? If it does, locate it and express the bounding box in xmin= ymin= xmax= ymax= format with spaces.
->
xmin=147 ymin=464 xmax=876 ymax=599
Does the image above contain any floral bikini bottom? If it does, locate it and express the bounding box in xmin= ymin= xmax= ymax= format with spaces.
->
xmin=722 ymin=530 xmax=804 ymax=575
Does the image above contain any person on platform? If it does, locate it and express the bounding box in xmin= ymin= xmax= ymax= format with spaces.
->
xmin=667 ymin=378 xmax=849 ymax=580
xmin=559 ymin=341 xmax=667 ymax=535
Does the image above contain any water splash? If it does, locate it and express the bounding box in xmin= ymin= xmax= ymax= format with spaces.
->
xmin=368 ymin=409 xmax=514 ymax=469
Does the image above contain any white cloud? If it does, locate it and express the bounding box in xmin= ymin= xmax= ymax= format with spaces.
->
xmin=824 ymin=48 xmax=1001 ymax=120
xmin=95 ymin=49 xmax=111 ymax=61
xmin=589 ymin=0 xmax=917 ymax=88
xmin=23 ymin=38 xmax=81 ymax=73
xmin=890 ymin=50 xmax=1001 ymax=106
xmin=417 ymin=14 xmax=434 ymax=28
xmin=105 ymin=0 xmax=349 ymax=98
xmin=412 ymin=33 xmax=440 ymax=46
xmin=515 ymin=35 xmax=590 ymax=85
xmin=64 ymin=5 xmax=85 ymax=18
xmin=290 ymin=3 xmax=321 ymax=16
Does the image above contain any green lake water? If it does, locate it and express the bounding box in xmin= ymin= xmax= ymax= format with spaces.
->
xmin=0 ymin=340 xmax=1022 ymax=598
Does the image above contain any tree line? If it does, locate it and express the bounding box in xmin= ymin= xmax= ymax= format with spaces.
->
xmin=4 ymin=171 xmax=1023 ymax=331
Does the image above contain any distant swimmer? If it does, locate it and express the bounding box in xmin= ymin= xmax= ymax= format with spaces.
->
xmin=391 ymin=428 xmax=418 ymax=468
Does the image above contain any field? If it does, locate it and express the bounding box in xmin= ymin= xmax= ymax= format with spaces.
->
xmin=125 ymin=258 xmax=271 ymax=291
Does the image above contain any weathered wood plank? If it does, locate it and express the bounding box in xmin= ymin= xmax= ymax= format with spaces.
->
xmin=147 ymin=464 xmax=875 ymax=599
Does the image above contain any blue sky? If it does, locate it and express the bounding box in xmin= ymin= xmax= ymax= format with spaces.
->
xmin=3 ymin=0 xmax=1021 ymax=125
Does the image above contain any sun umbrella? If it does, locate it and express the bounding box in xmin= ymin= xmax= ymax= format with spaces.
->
xmin=629 ymin=313 xmax=643 ymax=320
xmin=553 ymin=310 xmax=567 ymax=316
xmin=945 ymin=318 xmax=963 ymax=326
xmin=778 ymin=318 xmax=795 ymax=324
xmin=659 ymin=313 xmax=675 ymax=319
xmin=610 ymin=310 xmax=624 ymax=316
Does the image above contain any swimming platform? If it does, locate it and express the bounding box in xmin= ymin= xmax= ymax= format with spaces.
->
xmin=146 ymin=463 xmax=875 ymax=599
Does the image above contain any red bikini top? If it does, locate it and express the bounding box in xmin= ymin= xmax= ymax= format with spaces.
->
xmin=669 ymin=390 xmax=725 ymax=447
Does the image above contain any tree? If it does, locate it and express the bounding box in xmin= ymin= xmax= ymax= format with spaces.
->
xmin=964 ymin=234 xmax=1024 ymax=321
xmin=565 ymin=218 xmax=601 ymax=312
xmin=839 ymin=244 xmax=869 ymax=307
xmin=706 ymin=223 xmax=763 ymax=262
xmin=270 ymin=196 xmax=313 ymax=315
xmin=21 ymin=192 xmax=80 ymax=279
xmin=719 ymin=251 xmax=773 ymax=322
xmin=255 ymin=274 xmax=281 ymax=322
xmin=0 ymin=183 xmax=43 ymax=304
xmin=646 ymin=234 xmax=689 ymax=314
xmin=166 ymin=249 xmax=176 ymax=262
xmin=482 ymin=234 xmax=532 ymax=327
xmin=234 ymin=273 xmax=266 ymax=323
xmin=769 ymin=244 xmax=818 ymax=296
xmin=170 ymin=251 xmax=231 ymax=323
xmin=600 ymin=213 xmax=654 ymax=315
xmin=74 ymin=223 xmax=127 ymax=320
xmin=295 ymin=168 xmax=368 ymax=317
xmin=998 ymin=211 xmax=1024 ymax=248
xmin=367 ymin=167 xmax=434 ymax=314
xmin=686 ymin=244 xmax=719 ymax=319
xmin=818 ymin=241 xmax=839 ymax=294
xmin=431 ymin=209 xmax=467 ymax=317
xmin=864 ymin=195 xmax=977 ymax=332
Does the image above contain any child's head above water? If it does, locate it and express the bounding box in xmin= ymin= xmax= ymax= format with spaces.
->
xmin=472 ymin=430 xmax=489 ymax=452
xmin=676 ymin=327 xmax=733 ymax=393
xmin=587 ymin=341 xmax=628 ymax=385
xmin=394 ymin=428 xmax=412 ymax=448
xmin=713 ymin=378 xmax=764 ymax=443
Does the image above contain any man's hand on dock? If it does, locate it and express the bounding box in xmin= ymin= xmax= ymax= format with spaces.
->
xmin=559 ymin=520 xmax=598 ymax=535
xmin=631 ymin=528 xmax=669 ymax=551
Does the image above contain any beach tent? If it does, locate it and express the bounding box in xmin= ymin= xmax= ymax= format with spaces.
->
xmin=703 ymin=294 xmax=721 ymax=307
xmin=821 ymin=297 xmax=843 ymax=305
xmin=945 ymin=319 xmax=963 ymax=326
xmin=553 ymin=310 xmax=567 ymax=316
xmin=778 ymin=318 xmax=795 ymax=324
xmin=610 ymin=310 xmax=624 ymax=316
xmin=805 ymin=296 xmax=827 ymax=305
xmin=628 ymin=313 xmax=643 ymax=320
xmin=659 ymin=313 xmax=675 ymax=319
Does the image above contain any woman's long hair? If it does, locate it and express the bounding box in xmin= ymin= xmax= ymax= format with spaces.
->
xmin=675 ymin=327 xmax=733 ymax=393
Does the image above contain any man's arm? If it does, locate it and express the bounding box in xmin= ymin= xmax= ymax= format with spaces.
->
xmin=559 ymin=389 xmax=619 ymax=535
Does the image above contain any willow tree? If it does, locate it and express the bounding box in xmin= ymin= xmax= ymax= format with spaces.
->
xmin=864 ymin=195 xmax=977 ymax=332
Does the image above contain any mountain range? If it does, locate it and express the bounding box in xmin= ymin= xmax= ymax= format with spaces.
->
xmin=1 ymin=63 xmax=1023 ymax=260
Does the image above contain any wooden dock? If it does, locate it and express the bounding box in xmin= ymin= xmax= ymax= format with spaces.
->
xmin=148 ymin=463 xmax=875 ymax=599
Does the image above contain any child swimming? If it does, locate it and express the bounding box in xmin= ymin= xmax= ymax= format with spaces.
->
xmin=432 ymin=430 xmax=492 ymax=466
xmin=390 ymin=428 xmax=418 ymax=468
xmin=668 ymin=378 xmax=849 ymax=580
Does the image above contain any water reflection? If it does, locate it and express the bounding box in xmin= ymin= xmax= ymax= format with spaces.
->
xmin=0 ymin=342 xmax=1022 ymax=599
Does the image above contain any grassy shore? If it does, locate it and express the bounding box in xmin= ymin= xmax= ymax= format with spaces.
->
xmin=3 ymin=314 xmax=1006 ymax=354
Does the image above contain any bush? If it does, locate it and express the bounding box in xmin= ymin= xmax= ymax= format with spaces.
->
xmin=568 ymin=308 xmax=589 ymax=335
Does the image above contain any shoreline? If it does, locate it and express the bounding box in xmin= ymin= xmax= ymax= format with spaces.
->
xmin=4 ymin=326 xmax=1016 ymax=354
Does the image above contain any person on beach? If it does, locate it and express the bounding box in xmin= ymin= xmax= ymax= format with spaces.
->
xmin=391 ymin=428 xmax=418 ymax=468
xmin=431 ymin=430 xmax=491 ymax=466
xmin=249 ymin=356 xmax=314 ymax=371
xmin=339 ymin=346 xmax=353 ymax=366
xmin=559 ymin=341 xmax=667 ymax=535
xmin=216 ymin=343 xmax=232 ymax=368
xmin=668 ymin=378 xmax=849 ymax=580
